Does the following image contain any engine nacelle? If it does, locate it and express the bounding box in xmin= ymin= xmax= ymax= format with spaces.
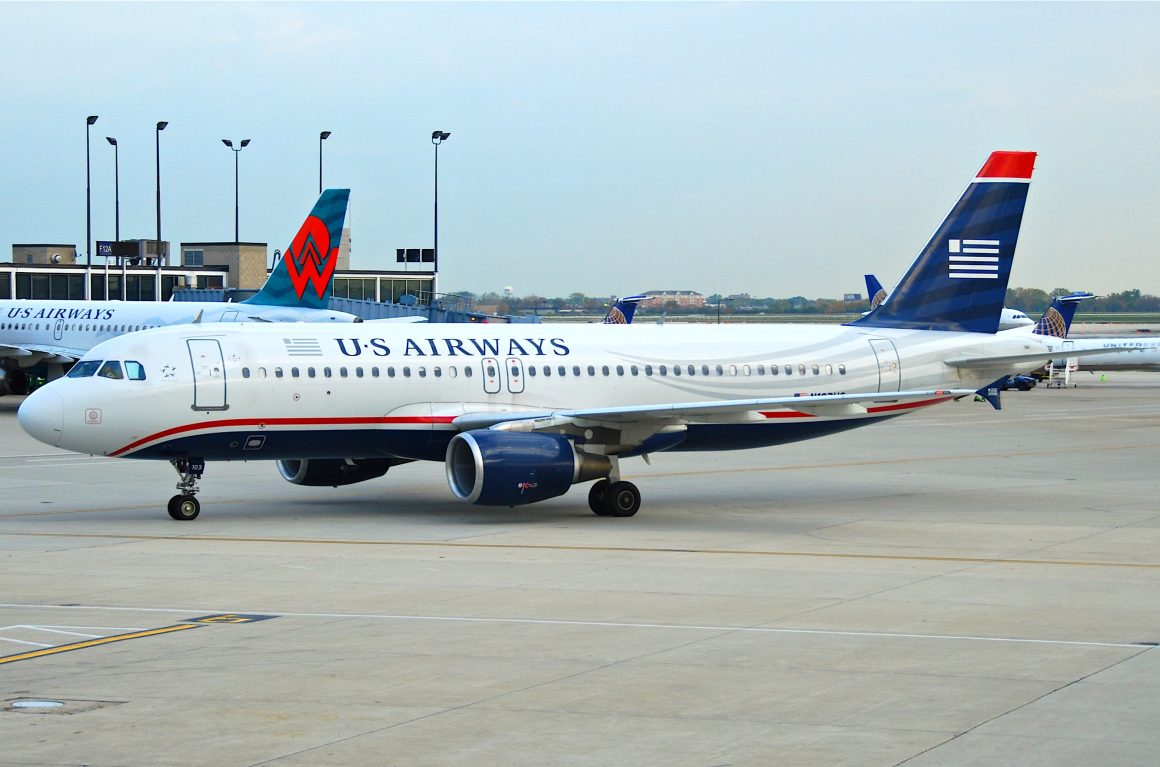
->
xmin=0 ymin=367 xmax=29 ymax=396
xmin=446 ymin=430 xmax=611 ymax=506
xmin=277 ymin=458 xmax=394 ymax=487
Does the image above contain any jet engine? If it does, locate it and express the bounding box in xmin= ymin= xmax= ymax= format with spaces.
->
xmin=0 ymin=367 xmax=29 ymax=396
xmin=277 ymin=458 xmax=397 ymax=487
xmin=446 ymin=430 xmax=611 ymax=506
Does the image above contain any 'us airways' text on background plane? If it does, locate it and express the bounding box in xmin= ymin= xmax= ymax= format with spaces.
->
xmin=21 ymin=152 xmax=1118 ymax=522
xmin=0 ymin=190 xmax=358 ymax=395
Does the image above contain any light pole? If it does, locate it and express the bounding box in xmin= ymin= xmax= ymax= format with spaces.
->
xmin=318 ymin=130 xmax=331 ymax=193
xmin=85 ymin=115 xmax=98 ymax=299
xmin=155 ymin=121 xmax=168 ymax=263
xmin=105 ymin=136 xmax=119 ymax=241
xmin=431 ymin=130 xmax=450 ymax=297
xmin=222 ymin=138 xmax=251 ymax=243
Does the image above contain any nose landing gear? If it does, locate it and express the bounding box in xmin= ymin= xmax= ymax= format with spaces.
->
xmin=167 ymin=458 xmax=205 ymax=520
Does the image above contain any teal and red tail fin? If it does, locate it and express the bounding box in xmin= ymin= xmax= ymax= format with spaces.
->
xmin=849 ymin=152 xmax=1036 ymax=333
xmin=242 ymin=189 xmax=350 ymax=309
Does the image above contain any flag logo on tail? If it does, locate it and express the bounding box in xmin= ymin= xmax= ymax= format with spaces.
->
xmin=948 ymin=239 xmax=999 ymax=279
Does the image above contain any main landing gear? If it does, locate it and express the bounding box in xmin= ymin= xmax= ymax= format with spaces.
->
xmin=167 ymin=458 xmax=205 ymax=521
xmin=587 ymin=478 xmax=642 ymax=517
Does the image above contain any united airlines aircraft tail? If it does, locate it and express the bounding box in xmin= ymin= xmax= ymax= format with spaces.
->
xmin=243 ymin=189 xmax=351 ymax=310
xmin=851 ymin=151 xmax=1036 ymax=333
xmin=864 ymin=275 xmax=887 ymax=310
xmin=602 ymin=294 xmax=650 ymax=324
xmin=1030 ymin=292 xmax=1094 ymax=338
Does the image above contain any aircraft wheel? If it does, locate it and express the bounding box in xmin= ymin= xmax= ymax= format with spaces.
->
xmin=588 ymin=479 xmax=611 ymax=516
xmin=167 ymin=495 xmax=200 ymax=521
xmin=603 ymin=481 xmax=641 ymax=518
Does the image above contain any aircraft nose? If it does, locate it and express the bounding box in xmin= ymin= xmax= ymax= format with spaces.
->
xmin=18 ymin=387 xmax=64 ymax=447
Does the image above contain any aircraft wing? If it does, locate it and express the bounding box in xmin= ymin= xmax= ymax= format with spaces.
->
xmin=451 ymin=389 xmax=973 ymax=432
xmin=0 ymin=343 xmax=82 ymax=365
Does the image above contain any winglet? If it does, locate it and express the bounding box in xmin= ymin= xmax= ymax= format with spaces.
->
xmin=242 ymin=189 xmax=351 ymax=309
xmin=849 ymin=151 xmax=1036 ymax=334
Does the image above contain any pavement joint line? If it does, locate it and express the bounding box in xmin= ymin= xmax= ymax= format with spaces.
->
xmin=0 ymin=603 xmax=1148 ymax=650
xmin=2 ymin=530 xmax=1159 ymax=569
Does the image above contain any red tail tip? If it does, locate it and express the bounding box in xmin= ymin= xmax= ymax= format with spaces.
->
xmin=977 ymin=151 xmax=1036 ymax=179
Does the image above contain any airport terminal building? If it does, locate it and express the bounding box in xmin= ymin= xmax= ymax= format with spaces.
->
xmin=4 ymin=239 xmax=435 ymax=306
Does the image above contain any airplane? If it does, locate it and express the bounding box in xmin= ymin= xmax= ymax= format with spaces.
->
xmin=864 ymin=274 xmax=1034 ymax=330
xmin=0 ymin=189 xmax=358 ymax=395
xmin=1057 ymin=337 xmax=1160 ymax=372
xmin=20 ymin=151 xmax=1129 ymax=522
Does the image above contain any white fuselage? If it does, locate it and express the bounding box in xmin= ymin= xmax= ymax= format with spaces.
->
xmin=20 ymin=320 xmax=1064 ymax=462
xmin=1069 ymin=338 xmax=1160 ymax=372
xmin=0 ymin=299 xmax=359 ymax=365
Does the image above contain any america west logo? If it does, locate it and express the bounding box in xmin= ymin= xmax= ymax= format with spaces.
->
xmin=284 ymin=215 xmax=338 ymax=300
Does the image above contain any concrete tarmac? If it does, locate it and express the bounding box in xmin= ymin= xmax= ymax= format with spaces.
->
xmin=2 ymin=372 xmax=1160 ymax=766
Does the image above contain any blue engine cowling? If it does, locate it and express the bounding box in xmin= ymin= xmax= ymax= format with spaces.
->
xmin=445 ymin=430 xmax=610 ymax=507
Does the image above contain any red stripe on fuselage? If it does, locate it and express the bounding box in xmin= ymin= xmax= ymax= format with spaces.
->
xmin=110 ymin=415 xmax=456 ymax=457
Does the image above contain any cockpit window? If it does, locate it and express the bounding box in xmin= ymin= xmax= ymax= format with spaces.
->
xmin=67 ymin=360 xmax=103 ymax=378
xmin=97 ymin=361 xmax=124 ymax=380
xmin=125 ymin=360 xmax=147 ymax=381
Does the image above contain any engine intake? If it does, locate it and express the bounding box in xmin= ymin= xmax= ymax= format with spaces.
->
xmin=0 ymin=368 xmax=30 ymax=396
xmin=277 ymin=458 xmax=396 ymax=487
xmin=446 ymin=430 xmax=611 ymax=506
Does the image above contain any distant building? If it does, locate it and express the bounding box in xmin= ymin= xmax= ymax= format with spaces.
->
xmin=645 ymin=290 xmax=704 ymax=308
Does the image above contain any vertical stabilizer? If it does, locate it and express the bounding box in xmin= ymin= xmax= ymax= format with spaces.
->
xmin=603 ymin=294 xmax=651 ymax=324
xmin=850 ymin=152 xmax=1036 ymax=333
xmin=243 ymin=189 xmax=351 ymax=309
xmin=1030 ymin=292 xmax=1094 ymax=338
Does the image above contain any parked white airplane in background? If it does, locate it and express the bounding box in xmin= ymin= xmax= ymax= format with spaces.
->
xmin=1062 ymin=337 xmax=1160 ymax=372
xmin=0 ymin=190 xmax=358 ymax=395
xmin=864 ymin=274 xmax=1033 ymax=330
xmin=20 ymin=151 xmax=1126 ymax=521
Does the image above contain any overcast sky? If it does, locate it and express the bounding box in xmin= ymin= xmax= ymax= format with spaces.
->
xmin=2 ymin=2 xmax=1158 ymax=299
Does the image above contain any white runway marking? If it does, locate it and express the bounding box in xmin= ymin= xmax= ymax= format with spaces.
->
xmin=0 ymin=603 xmax=1148 ymax=650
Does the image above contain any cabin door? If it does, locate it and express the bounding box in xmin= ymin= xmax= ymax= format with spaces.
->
xmin=868 ymin=339 xmax=901 ymax=393
xmin=187 ymin=338 xmax=229 ymax=411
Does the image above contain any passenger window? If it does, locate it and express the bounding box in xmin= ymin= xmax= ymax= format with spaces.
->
xmin=825 ymin=364 xmax=833 ymax=375
xmin=616 ymin=365 xmax=624 ymax=376
xmin=602 ymin=365 xmax=610 ymax=376
xmin=542 ymin=366 xmax=551 ymax=377
xmin=644 ymin=365 xmax=654 ymax=376
xmin=97 ymin=361 xmax=124 ymax=380
xmin=340 ymin=367 xmax=349 ymax=378
xmin=715 ymin=364 xmax=724 ymax=376
xmin=671 ymin=365 xmax=680 ymax=377
xmin=372 ymin=367 xmax=380 ymax=378
xmin=785 ymin=365 xmax=793 ymax=375
xmin=572 ymin=365 xmax=581 ymax=376
xmin=434 ymin=367 xmax=442 ymax=378
xmin=729 ymin=364 xmax=737 ymax=376
xmin=323 ymin=367 xmax=333 ymax=378
xmin=308 ymin=367 xmax=316 ymax=378
xmin=756 ymin=364 xmax=765 ymax=376
xmin=558 ymin=366 xmax=566 ymax=376
xmin=464 ymin=366 xmax=473 ymax=378
xmin=419 ymin=367 xmax=427 ymax=378
xmin=799 ymin=364 xmax=807 ymax=375
xmin=631 ymin=365 xmax=639 ymax=376
xmin=403 ymin=367 xmax=412 ymax=378
xmin=743 ymin=365 xmax=751 ymax=376
xmin=242 ymin=368 xmax=251 ymax=379
xmin=68 ymin=360 xmax=103 ymax=378
xmin=275 ymin=367 xmax=285 ymax=378
xmin=838 ymin=364 xmax=847 ymax=375
xmin=811 ymin=364 xmax=820 ymax=375
xmin=688 ymin=365 xmax=696 ymax=376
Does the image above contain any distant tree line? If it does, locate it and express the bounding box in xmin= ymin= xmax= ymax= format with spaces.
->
xmin=449 ymin=289 xmax=1160 ymax=316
